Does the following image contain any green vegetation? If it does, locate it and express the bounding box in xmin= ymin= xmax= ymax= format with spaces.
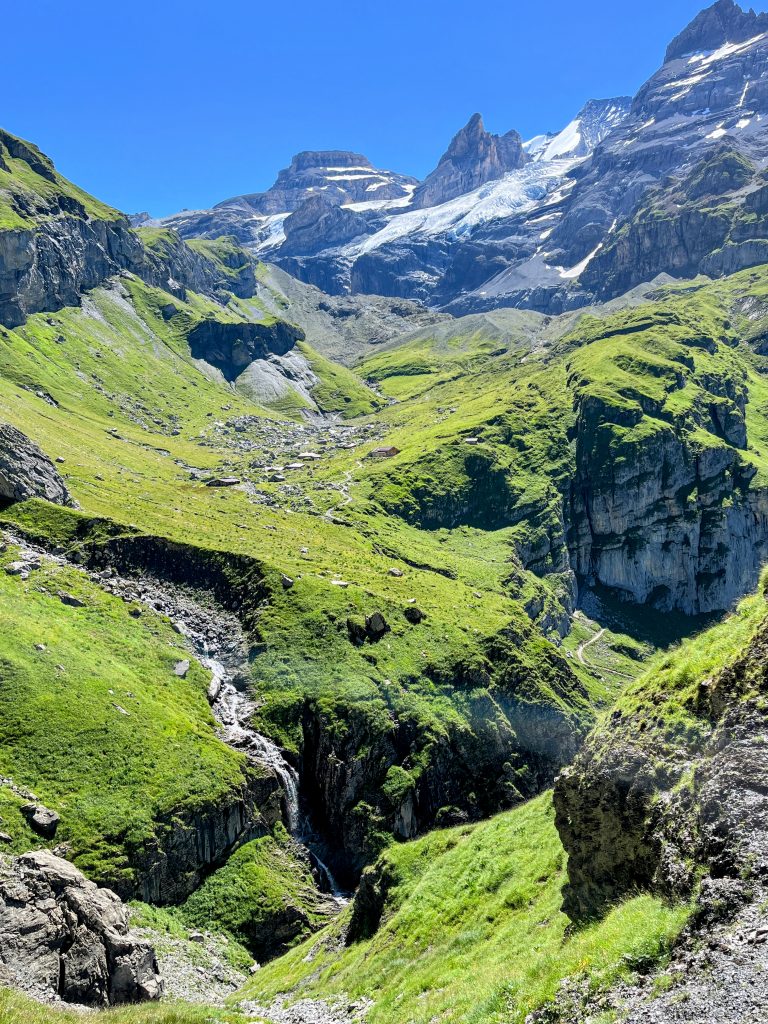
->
xmin=180 ymin=825 xmax=333 ymax=956
xmin=0 ymin=129 xmax=119 ymax=230
xmin=297 ymin=340 xmax=382 ymax=418
xmin=0 ymin=989 xmax=246 ymax=1024
xmin=607 ymin=569 xmax=768 ymax=751
xmin=0 ymin=543 xmax=249 ymax=891
xmin=238 ymin=794 xmax=688 ymax=1024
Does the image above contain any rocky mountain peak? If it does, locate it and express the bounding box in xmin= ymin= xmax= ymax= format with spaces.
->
xmin=411 ymin=113 xmax=527 ymax=209
xmin=277 ymin=150 xmax=374 ymax=180
xmin=664 ymin=0 xmax=768 ymax=63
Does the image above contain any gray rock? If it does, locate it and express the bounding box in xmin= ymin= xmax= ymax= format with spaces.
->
xmin=411 ymin=113 xmax=527 ymax=210
xmin=21 ymin=803 xmax=60 ymax=839
xmin=0 ymin=423 xmax=74 ymax=507
xmin=365 ymin=611 xmax=389 ymax=639
xmin=0 ymin=850 xmax=162 ymax=1006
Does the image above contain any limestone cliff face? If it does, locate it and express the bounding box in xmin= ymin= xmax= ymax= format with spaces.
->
xmin=554 ymin=605 xmax=768 ymax=920
xmin=0 ymin=213 xmax=143 ymax=328
xmin=566 ymin=390 xmax=768 ymax=615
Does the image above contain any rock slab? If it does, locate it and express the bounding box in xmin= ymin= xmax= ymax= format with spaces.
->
xmin=0 ymin=850 xmax=163 ymax=1007
xmin=0 ymin=422 xmax=74 ymax=506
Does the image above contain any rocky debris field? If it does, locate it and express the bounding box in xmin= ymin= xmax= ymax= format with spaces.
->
xmin=131 ymin=916 xmax=252 ymax=1007
xmin=241 ymin=996 xmax=371 ymax=1024
xmin=528 ymin=881 xmax=768 ymax=1023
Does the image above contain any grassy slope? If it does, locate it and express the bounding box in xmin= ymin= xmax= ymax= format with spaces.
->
xmin=179 ymin=826 xmax=334 ymax=956
xmin=0 ymin=130 xmax=120 ymax=230
xmin=0 ymin=275 xmax=599 ymax=794
xmin=4 ymin=264 xmax=767 ymax=869
xmin=0 ymin=989 xmax=246 ymax=1024
xmin=238 ymin=794 xmax=688 ymax=1024
xmin=0 ymin=542 xmax=249 ymax=890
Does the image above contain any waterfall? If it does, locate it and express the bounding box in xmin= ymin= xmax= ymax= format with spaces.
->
xmin=206 ymin=662 xmax=301 ymax=833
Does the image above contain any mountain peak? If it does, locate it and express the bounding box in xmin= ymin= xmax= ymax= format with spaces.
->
xmin=282 ymin=151 xmax=374 ymax=176
xmin=664 ymin=0 xmax=768 ymax=63
xmin=412 ymin=114 xmax=527 ymax=209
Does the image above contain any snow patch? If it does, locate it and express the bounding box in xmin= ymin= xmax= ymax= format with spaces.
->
xmin=697 ymin=33 xmax=767 ymax=68
xmin=558 ymin=242 xmax=603 ymax=279
xmin=706 ymin=125 xmax=728 ymax=140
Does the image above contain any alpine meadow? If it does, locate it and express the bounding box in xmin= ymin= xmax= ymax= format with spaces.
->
xmin=3 ymin=2 xmax=768 ymax=1022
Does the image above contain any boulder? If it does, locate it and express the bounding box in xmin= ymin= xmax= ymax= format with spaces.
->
xmin=404 ymin=606 xmax=425 ymax=624
xmin=365 ymin=611 xmax=390 ymax=639
xmin=21 ymin=803 xmax=60 ymax=839
xmin=0 ymin=850 xmax=163 ymax=1006
xmin=0 ymin=423 xmax=74 ymax=507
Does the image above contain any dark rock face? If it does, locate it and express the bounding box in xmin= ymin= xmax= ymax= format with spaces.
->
xmin=281 ymin=195 xmax=373 ymax=255
xmin=411 ymin=113 xmax=527 ymax=209
xmin=299 ymin=641 xmax=587 ymax=883
xmin=0 ymin=850 xmax=163 ymax=1007
xmin=187 ymin=318 xmax=305 ymax=381
xmin=136 ymin=228 xmax=257 ymax=300
xmin=554 ymin=610 xmax=768 ymax=921
xmin=0 ymin=214 xmax=143 ymax=329
xmin=0 ymin=422 xmax=74 ymax=506
xmin=132 ymin=776 xmax=279 ymax=905
xmin=664 ymin=0 xmax=768 ymax=63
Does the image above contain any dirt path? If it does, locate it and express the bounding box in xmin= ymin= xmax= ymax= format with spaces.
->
xmin=577 ymin=627 xmax=606 ymax=666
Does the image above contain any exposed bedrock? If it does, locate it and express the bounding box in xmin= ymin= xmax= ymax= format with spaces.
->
xmin=0 ymin=850 xmax=163 ymax=1007
xmin=554 ymin=612 xmax=768 ymax=921
xmin=187 ymin=317 xmax=305 ymax=381
xmin=0 ymin=422 xmax=75 ymax=507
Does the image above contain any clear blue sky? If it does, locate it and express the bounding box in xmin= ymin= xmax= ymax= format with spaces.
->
xmin=2 ymin=0 xmax=765 ymax=216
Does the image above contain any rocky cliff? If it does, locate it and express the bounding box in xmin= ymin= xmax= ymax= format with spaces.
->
xmin=0 ymin=423 xmax=75 ymax=507
xmin=0 ymin=850 xmax=162 ymax=1006
xmin=0 ymin=128 xmax=144 ymax=328
xmin=554 ymin=586 xmax=768 ymax=920
xmin=410 ymin=114 xmax=527 ymax=209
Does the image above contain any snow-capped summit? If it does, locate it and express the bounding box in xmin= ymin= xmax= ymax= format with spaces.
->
xmin=525 ymin=98 xmax=632 ymax=162
xmin=410 ymin=114 xmax=527 ymax=209
xmin=664 ymin=0 xmax=768 ymax=63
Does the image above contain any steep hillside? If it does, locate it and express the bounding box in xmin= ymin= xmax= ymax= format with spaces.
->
xmin=236 ymin=794 xmax=687 ymax=1024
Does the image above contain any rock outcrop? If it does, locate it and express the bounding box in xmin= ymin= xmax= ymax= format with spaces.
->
xmin=664 ymin=0 xmax=768 ymax=63
xmin=187 ymin=317 xmax=305 ymax=382
xmin=554 ymin=601 xmax=768 ymax=921
xmin=410 ymin=113 xmax=527 ymax=209
xmin=0 ymin=850 xmax=163 ymax=1006
xmin=566 ymin=376 xmax=768 ymax=615
xmin=0 ymin=130 xmax=144 ymax=328
xmin=0 ymin=422 xmax=74 ymax=506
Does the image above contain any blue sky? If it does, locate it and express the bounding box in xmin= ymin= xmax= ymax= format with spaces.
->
xmin=3 ymin=0 xmax=766 ymax=216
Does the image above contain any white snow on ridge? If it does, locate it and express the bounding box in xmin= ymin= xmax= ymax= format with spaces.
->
xmin=343 ymin=159 xmax=581 ymax=258
xmin=522 ymin=133 xmax=552 ymax=157
xmin=687 ymin=33 xmax=767 ymax=69
xmin=342 ymin=183 xmax=417 ymax=214
xmin=541 ymin=119 xmax=583 ymax=161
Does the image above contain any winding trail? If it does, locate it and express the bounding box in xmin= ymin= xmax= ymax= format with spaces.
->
xmin=577 ymin=627 xmax=606 ymax=666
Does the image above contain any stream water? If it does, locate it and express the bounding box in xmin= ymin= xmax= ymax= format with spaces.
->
xmin=5 ymin=529 xmax=349 ymax=903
